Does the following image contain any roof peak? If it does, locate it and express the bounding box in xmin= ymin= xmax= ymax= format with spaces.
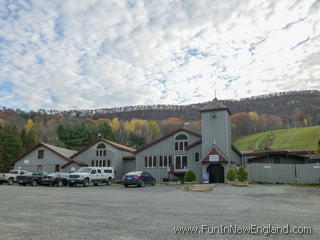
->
xmin=200 ymin=98 xmax=231 ymax=114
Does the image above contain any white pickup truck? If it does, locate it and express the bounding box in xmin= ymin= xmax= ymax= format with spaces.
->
xmin=68 ymin=167 xmax=115 ymax=187
xmin=0 ymin=169 xmax=30 ymax=185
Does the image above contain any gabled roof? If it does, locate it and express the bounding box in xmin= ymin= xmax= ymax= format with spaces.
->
xmin=12 ymin=142 xmax=87 ymax=168
xmin=201 ymin=144 xmax=229 ymax=163
xmin=200 ymin=98 xmax=231 ymax=114
xmin=41 ymin=143 xmax=77 ymax=158
xmin=70 ymin=138 xmax=135 ymax=159
xmin=135 ymin=128 xmax=201 ymax=153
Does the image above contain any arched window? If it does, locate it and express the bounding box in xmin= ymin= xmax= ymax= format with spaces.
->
xmin=174 ymin=133 xmax=188 ymax=151
xmin=96 ymin=143 xmax=106 ymax=156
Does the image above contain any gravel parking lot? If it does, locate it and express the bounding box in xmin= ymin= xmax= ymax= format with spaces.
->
xmin=0 ymin=184 xmax=319 ymax=240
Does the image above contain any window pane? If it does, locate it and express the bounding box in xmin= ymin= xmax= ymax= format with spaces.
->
xmin=103 ymin=160 xmax=106 ymax=167
xmin=184 ymin=141 xmax=188 ymax=148
xmin=91 ymin=160 xmax=94 ymax=166
xmin=175 ymin=156 xmax=181 ymax=169
xmin=38 ymin=150 xmax=44 ymax=159
xmin=175 ymin=134 xmax=188 ymax=140
xmin=179 ymin=142 xmax=183 ymax=150
xmin=108 ymin=160 xmax=111 ymax=167
xmin=103 ymin=150 xmax=106 ymax=156
xmin=96 ymin=160 xmax=99 ymax=166
xmin=169 ymin=156 xmax=172 ymax=166
xmin=144 ymin=157 xmax=148 ymax=168
xmin=164 ymin=156 xmax=167 ymax=167
xmin=182 ymin=156 xmax=188 ymax=169
xmin=195 ymin=152 xmax=200 ymax=162
xmin=175 ymin=142 xmax=179 ymax=151
xmin=159 ymin=156 xmax=163 ymax=167
xmin=148 ymin=156 xmax=152 ymax=168
xmin=153 ymin=156 xmax=157 ymax=168
xmin=96 ymin=151 xmax=99 ymax=156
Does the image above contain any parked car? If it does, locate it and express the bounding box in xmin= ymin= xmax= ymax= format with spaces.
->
xmin=0 ymin=169 xmax=30 ymax=185
xmin=39 ymin=172 xmax=69 ymax=187
xmin=68 ymin=167 xmax=114 ymax=187
xmin=122 ymin=171 xmax=156 ymax=187
xmin=16 ymin=171 xmax=48 ymax=186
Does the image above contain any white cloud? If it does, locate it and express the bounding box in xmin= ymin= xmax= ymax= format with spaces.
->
xmin=0 ymin=0 xmax=319 ymax=110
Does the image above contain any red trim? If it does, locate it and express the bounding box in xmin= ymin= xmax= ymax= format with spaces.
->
xmin=135 ymin=128 xmax=201 ymax=153
xmin=201 ymin=146 xmax=228 ymax=163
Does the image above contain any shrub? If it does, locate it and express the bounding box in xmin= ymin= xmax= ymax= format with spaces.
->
xmin=184 ymin=169 xmax=196 ymax=182
xmin=236 ymin=166 xmax=248 ymax=182
xmin=226 ymin=168 xmax=236 ymax=181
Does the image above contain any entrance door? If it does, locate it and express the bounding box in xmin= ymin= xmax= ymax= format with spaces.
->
xmin=207 ymin=164 xmax=225 ymax=183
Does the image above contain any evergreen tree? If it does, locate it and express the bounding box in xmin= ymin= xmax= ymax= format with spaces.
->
xmin=0 ymin=124 xmax=22 ymax=172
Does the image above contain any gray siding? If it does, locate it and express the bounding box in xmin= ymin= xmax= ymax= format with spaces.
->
xmin=230 ymin=148 xmax=241 ymax=165
xmin=72 ymin=141 xmax=134 ymax=180
xmin=14 ymin=146 xmax=70 ymax=173
xmin=201 ymin=110 xmax=231 ymax=159
xmin=187 ymin=144 xmax=202 ymax=181
xmin=248 ymin=163 xmax=320 ymax=184
xmin=123 ymin=160 xmax=136 ymax=175
xmin=136 ymin=131 xmax=201 ymax=183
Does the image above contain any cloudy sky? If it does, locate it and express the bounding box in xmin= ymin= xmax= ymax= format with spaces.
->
xmin=0 ymin=0 xmax=319 ymax=110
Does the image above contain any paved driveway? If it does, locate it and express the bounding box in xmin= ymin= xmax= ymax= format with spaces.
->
xmin=0 ymin=184 xmax=319 ymax=240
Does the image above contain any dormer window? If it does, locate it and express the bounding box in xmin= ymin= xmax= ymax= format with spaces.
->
xmin=96 ymin=143 xmax=106 ymax=156
xmin=174 ymin=133 xmax=188 ymax=151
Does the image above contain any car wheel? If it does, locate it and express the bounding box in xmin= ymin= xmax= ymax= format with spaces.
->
xmin=7 ymin=178 xmax=14 ymax=185
xmin=151 ymin=180 xmax=155 ymax=186
xmin=124 ymin=184 xmax=128 ymax=188
xmin=83 ymin=179 xmax=89 ymax=187
xmin=107 ymin=178 xmax=112 ymax=185
xmin=139 ymin=180 xmax=145 ymax=187
xmin=31 ymin=180 xmax=37 ymax=186
xmin=57 ymin=180 xmax=63 ymax=187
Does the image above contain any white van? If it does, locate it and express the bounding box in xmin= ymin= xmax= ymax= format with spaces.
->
xmin=68 ymin=167 xmax=114 ymax=187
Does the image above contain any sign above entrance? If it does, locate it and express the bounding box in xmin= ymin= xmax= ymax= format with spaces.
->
xmin=209 ymin=154 xmax=219 ymax=162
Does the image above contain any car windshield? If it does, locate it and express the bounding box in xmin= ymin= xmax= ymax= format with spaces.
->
xmin=9 ymin=170 xmax=19 ymax=174
xmin=77 ymin=168 xmax=91 ymax=173
xmin=126 ymin=171 xmax=142 ymax=176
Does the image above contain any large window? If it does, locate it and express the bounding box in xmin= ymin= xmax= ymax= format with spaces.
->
xmin=174 ymin=134 xmax=188 ymax=151
xmin=96 ymin=143 xmax=107 ymax=156
xmin=175 ymin=155 xmax=188 ymax=170
xmin=159 ymin=155 xmax=173 ymax=168
xmin=144 ymin=156 xmax=157 ymax=168
xmin=38 ymin=150 xmax=44 ymax=159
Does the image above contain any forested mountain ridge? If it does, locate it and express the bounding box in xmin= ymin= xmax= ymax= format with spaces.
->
xmin=40 ymin=90 xmax=320 ymax=123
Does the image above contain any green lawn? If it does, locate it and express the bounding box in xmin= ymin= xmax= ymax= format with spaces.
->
xmin=233 ymin=126 xmax=320 ymax=151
